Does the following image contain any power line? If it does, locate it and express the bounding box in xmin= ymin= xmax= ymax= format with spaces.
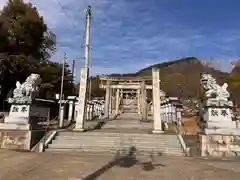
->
xmin=55 ymin=0 xmax=88 ymax=56
xmin=55 ymin=0 xmax=79 ymax=31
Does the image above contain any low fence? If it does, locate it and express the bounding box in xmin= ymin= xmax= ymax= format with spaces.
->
xmin=149 ymin=97 xmax=183 ymax=123
xmin=84 ymin=100 xmax=105 ymax=121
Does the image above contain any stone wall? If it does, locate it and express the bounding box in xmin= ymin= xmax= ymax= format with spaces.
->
xmin=0 ymin=130 xmax=31 ymax=150
xmin=199 ymin=134 xmax=240 ymax=157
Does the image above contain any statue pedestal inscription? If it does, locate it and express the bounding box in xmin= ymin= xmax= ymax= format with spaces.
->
xmin=4 ymin=104 xmax=50 ymax=125
xmin=202 ymin=105 xmax=237 ymax=134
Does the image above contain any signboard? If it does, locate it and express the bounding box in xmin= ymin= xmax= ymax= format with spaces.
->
xmin=10 ymin=105 xmax=30 ymax=118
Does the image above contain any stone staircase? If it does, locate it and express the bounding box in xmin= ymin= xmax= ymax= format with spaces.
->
xmin=45 ymin=131 xmax=184 ymax=156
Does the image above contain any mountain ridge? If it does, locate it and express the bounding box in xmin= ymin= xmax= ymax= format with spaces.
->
xmin=108 ymin=57 xmax=240 ymax=104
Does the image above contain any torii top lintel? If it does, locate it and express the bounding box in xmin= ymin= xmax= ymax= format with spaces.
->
xmin=99 ymin=76 xmax=152 ymax=82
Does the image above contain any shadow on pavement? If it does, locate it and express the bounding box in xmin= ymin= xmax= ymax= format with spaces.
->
xmin=81 ymin=146 xmax=165 ymax=180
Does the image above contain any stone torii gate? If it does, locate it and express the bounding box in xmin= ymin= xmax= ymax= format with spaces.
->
xmin=100 ymin=67 xmax=164 ymax=133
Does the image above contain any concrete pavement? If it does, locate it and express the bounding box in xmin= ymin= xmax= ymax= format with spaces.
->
xmin=0 ymin=149 xmax=240 ymax=180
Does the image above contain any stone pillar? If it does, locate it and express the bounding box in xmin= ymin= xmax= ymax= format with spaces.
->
xmin=152 ymin=67 xmax=163 ymax=133
xmin=112 ymin=92 xmax=116 ymax=115
xmin=68 ymin=101 xmax=74 ymax=122
xmin=75 ymin=67 xmax=88 ymax=131
xmin=104 ymin=80 xmax=110 ymax=118
xmin=59 ymin=105 xmax=65 ymax=127
xmin=119 ymin=90 xmax=123 ymax=113
xmin=116 ymin=88 xmax=120 ymax=115
xmin=89 ymin=104 xmax=93 ymax=120
xmin=140 ymin=81 xmax=147 ymax=121
xmin=137 ymin=89 xmax=141 ymax=114
xmin=176 ymin=107 xmax=182 ymax=122
xmin=109 ymin=88 xmax=112 ymax=116
xmin=163 ymin=103 xmax=166 ymax=123
xmin=86 ymin=104 xmax=90 ymax=120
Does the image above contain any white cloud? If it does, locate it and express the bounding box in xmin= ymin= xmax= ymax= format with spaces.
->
xmin=1 ymin=0 xmax=240 ymax=76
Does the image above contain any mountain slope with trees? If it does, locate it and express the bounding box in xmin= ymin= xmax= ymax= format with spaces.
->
xmin=105 ymin=57 xmax=240 ymax=104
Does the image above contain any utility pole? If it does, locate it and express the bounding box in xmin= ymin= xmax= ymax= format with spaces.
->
xmin=71 ymin=59 xmax=75 ymax=94
xmin=84 ymin=6 xmax=91 ymax=69
xmin=59 ymin=52 xmax=67 ymax=127
xmin=71 ymin=59 xmax=75 ymax=84
xmin=75 ymin=6 xmax=91 ymax=131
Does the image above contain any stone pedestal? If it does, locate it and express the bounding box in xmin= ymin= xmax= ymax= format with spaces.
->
xmin=5 ymin=103 xmax=50 ymax=125
xmin=0 ymin=126 xmax=31 ymax=150
xmin=199 ymin=135 xmax=240 ymax=157
xmin=1 ymin=99 xmax=52 ymax=151
xmin=201 ymin=99 xmax=239 ymax=134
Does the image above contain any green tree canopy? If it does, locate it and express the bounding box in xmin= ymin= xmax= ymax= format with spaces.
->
xmin=0 ymin=0 xmax=55 ymax=59
xmin=0 ymin=0 xmax=74 ymax=108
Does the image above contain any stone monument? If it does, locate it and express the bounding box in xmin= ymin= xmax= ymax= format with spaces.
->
xmin=5 ymin=73 xmax=49 ymax=125
xmin=0 ymin=74 xmax=54 ymax=151
xmin=200 ymin=73 xmax=238 ymax=134
xmin=198 ymin=74 xmax=240 ymax=157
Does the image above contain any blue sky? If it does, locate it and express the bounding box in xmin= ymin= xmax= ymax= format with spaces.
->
xmin=1 ymin=0 xmax=240 ymax=80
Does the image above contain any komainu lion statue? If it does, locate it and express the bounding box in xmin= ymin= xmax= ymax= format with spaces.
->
xmin=21 ymin=74 xmax=41 ymax=99
xmin=200 ymin=74 xmax=229 ymax=101
xmin=8 ymin=74 xmax=41 ymax=103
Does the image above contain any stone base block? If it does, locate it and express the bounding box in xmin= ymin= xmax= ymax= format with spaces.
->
xmin=204 ymin=128 xmax=240 ymax=135
xmin=73 ymin=128 xmax=85 ymax=132
xmin=0 ymin=122 xmax=45 ymax=151
xmin=0 ymin=123 xmax=30 ymax=130
xmin=152 ymin=130 xmax=164 ymax=134
xmin=0 ymin=130 xmax=31 ymax=150
xmin=200 ymin=134 xmax=240 ymax=157
xmin=205 ymin=121 xmax=236 ymax=129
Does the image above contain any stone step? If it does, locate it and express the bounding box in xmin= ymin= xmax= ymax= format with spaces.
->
xmin=51 ymin=138 xmax=181 ymax=145
xmin=46 ymin=129 xmax=184 ymax=156
xmin=45 ymin=148 xmax=183 ymax=156
xmin=47 ymin=145 xmax=183 ymax=153
xmin=53 ymin=138 xmax=179 ymax=145
xmin=54 ymin=135 xmax=177 ymax=141
xmin=44 ymin=149 xmax=183 ymax=157
xmin=53 ymin=137 xmax=180 ymax=142
xmin=53 ymin=135 xmax=180 ymax=142
xmin=50 ymin=141 xmax=181 ymax=148
xmin=58 ymin=132 xmax=176 ymax=138
xmin=103 ymin=126 xmax=151 ymax=128
xmin=48 ymin=143 xmax=182 ymax=150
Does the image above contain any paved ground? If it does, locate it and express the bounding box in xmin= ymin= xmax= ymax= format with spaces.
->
xmin=1 ymin=149 xmax=240 ymax=180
